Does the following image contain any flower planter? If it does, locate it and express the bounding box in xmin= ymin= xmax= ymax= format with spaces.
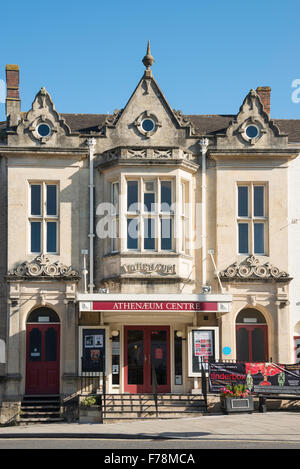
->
xmin=220 ymin=396 xmax=254 ymax=414
xmin=79 ymin=405 xmax=102 ymax=423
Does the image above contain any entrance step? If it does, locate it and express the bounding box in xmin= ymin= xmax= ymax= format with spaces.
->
xmin=101 ymin=394 xmax=206 ymax=423
xmin=20 ymin=395 xmax=64 ymax=424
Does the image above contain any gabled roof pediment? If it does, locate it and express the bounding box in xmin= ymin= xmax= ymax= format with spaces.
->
xmin=13 ymin=87 xmax=78 ymax=147
xmin=216 ymin=88 xmax=288 ymax=149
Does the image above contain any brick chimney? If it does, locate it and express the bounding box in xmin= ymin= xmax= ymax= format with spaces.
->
xmin=5 ymin=64 xmax=20 ymax=127
xmin=256 ymin=86 xmax=271 ymax=116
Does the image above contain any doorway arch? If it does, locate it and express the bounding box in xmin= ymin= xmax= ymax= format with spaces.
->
xmin=26 ymin=307 xmax=60 ymax=395
xmin=236 ymin=308 xmax=268 ymax=362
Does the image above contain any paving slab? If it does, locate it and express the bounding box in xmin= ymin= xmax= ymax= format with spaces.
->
xmin=0 ymin=412 xmax=299 ymax=442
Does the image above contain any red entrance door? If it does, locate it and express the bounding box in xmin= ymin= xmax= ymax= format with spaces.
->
xmin=236 ymin=324 xmax=268 ymax=362
xmin=124 ymin=326 xmax=170 ymax=393
xmin=26 ymin=324 xmax=60 ymax=395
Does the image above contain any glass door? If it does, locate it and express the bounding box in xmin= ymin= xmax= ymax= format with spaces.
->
xmin=124 ymin=326 xmax=170 ymax=393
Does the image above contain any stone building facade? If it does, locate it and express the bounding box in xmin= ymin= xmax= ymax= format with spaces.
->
xmin=0 ymin=44 xmax=300 ymax=416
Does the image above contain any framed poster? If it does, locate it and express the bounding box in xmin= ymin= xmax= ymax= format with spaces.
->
xmin=81 ymin=328 xmax=106 ymax=373
xmin=188 ymin=327 xmax=219 ymax=376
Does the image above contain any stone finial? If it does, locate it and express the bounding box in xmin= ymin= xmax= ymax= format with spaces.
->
xmin=142 ymin=41 xmax=154 ymax=70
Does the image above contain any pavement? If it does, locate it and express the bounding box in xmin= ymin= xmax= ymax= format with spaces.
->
xmin=0 ymin=412 xmax=300 ymax=442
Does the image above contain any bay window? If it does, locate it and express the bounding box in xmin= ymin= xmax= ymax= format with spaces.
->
xmin=108 ymin=175 xmax=191 ymax=255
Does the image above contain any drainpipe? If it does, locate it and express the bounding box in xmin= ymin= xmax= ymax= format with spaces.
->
xmin=87 ymin=137 xmax=96 ymax=294
xmin=199 ymin=138 xmax=209 ymax=288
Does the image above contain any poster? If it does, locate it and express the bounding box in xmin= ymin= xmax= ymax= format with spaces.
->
xmin=82 ymin=329 xmax=105 ymax=372
xmin=209 ymin=362 xmax=300 ymax=392
xmin=191 ymin=330 xmax=215 ymax=372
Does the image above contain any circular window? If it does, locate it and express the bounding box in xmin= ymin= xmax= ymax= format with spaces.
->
xmin=141 ymin=118 xmax=155 ymax=132
xmin=245 ymin=125 xmax=259 ymax=139
xmin=37 ymin=123 xmax=51 ymax=137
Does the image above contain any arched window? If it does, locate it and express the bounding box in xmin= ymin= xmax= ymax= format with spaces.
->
xmin=236 ymin=308 xmax=268 ymax=362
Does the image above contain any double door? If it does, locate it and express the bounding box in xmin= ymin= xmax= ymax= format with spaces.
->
xmin=124 ymin=326 xmax=170 ymax=393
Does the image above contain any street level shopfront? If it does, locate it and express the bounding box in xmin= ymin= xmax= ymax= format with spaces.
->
xmin=78 ymin=294 xmax=232 ymax=394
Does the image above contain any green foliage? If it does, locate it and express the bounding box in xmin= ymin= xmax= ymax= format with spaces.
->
xmin=220 ymin=384 xmax=251 ymax=398
xmin=80 ymin=396 xmax=101 ymax=408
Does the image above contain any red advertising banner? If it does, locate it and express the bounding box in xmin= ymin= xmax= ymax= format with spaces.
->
xmin=209 ymin=362 xmax=300 ymax=392
xmin=92 ymin=301 xmax=218 ymax=312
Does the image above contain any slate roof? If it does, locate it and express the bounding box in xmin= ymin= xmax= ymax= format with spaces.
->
xmin=1 ymin=114 xmax=300 ymax=142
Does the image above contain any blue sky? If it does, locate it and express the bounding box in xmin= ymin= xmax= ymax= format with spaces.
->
xmin=1 ymin=0 xmax=300 ymax=121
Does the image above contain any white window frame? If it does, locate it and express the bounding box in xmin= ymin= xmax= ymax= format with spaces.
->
xmin=110 ymin=181 xmax=120 ymax=253
xmin=28 ymin=181 xmax=59 ymax=254
xmin=237 ymin=183 xmax=268 ymax=256
xmin=125 ymin=177 xmax=175 ymax=253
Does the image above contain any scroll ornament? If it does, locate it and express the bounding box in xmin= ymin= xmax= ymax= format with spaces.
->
xmin=220 ymin=256 xmax=289 ymax=280
xmin=7 ymin=255 xmax=79 ymax=279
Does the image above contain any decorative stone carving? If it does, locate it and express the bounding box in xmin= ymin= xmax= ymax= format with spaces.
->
xmin=220 ymin=256 xmax=290 ymax=281
xmin=104 ymin=109 xmax=123 ymax=127
xmin=121 ymin=263 xmax=176 ymax=275
xmin=133 ymin=111 xmax=162 ymax=138
xmin=7 ymin=255 xmax=80 ymax=279
xmin=18 ymin=87 xmax=72 ymax=143
xmin=99 ymin=146 xmax=196 ymax=164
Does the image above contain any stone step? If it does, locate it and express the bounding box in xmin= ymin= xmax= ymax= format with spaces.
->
xmin=20 ymin=395 xmax=62 ymax=424
xmin=19 ymin=417 xmax=64 ymax=424
xmin=21 ymin=404 xmax=60 ymax=412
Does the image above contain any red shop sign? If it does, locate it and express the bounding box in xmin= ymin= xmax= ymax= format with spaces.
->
xmin=92 ymin=301 xmax=218 ymax=312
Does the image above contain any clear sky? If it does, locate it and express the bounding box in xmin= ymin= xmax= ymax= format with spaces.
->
xmin=1 ymin=0 xmax=300 ymax=122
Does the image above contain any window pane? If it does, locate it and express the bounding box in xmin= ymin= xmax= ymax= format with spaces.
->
xmin=144 ymin=193 xmax=155 ymax=212
xmin=46 ymin=185 xmax=57 ymax=216
xmin=45 ymin=328 xmax=57 ymax=362
xmin=144 ymin=218 xmax=155 ymax=250
xmin=238 ymin=223 xmax=248 ymax=254
xmin=161 ymin=181 xmax=172 ymax=212
xmin=161 ymin=218 xmax=172 ymax=250
xmin=31 ymin=185 xmax=41 ymax=216
xmin=127 ymin=330 xmax=144 ymax=385
xmin=150 ymin=330 xmax=167 ymax=385
xmin=127 ymin=218 xmax=138 ymax=250
xmin=111 ymin=218 xmax=119 ymax=252
xmin=127 ymin=181 xmax=138 ymax=211
xmin=254 ymin=186 xmax=264 ymax=217
xmin=29 ymin=328 xmax=42 ymax=362
xmin=238 ymin=186 xmax=248 ymax=217
xmin=254 ymin=223 xmax=264 ymax=254
xmin=112 ymin=183 xmax=119 ymax=214
xmin=47 ymin=221 xmax=57 ymax=253
xmin=31 ymin=221 xmax=41 ymax=253
xmin=174 ymin=332 xmax=183 ymax=385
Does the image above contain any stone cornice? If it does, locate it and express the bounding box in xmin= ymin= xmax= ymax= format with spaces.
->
xmin=209 ymin=148 xmax=299 ymax=160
